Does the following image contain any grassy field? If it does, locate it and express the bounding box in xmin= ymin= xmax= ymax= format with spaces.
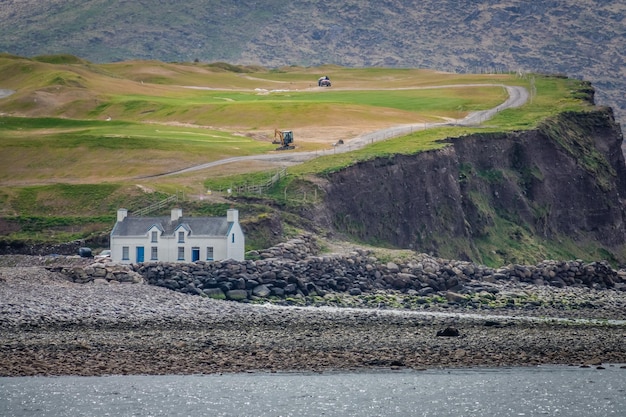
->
xmin=0 ymin=56 xmax=591 ymax=187
xmin=0 ymin=55 xmax=595 ymax=249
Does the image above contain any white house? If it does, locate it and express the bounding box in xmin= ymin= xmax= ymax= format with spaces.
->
xmin=110 ymin=208 xmax=245 ymax=263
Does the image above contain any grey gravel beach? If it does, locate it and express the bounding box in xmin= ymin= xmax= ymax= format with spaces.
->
xmin=1 ymin=256 xmax=625 ymax=376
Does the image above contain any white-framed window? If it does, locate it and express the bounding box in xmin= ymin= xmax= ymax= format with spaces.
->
xmin=151 ymin=231 xmax=158 ymax=243
xmin=231 ymin=233 xmax=235 ymax=243
xmin=122 ymin=246 xmax=129 ymax=260
xmin=151 ymin=246 xmax=158 ymax=260
xmin=177 ymin=246 xmax=185 ymax=261
xmin=206 ymin=246 xmax=214 ymax=261
xmin=178 ymin=231 xmax=185 ymax=243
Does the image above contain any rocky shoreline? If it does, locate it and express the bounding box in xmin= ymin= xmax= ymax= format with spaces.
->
xmin=1 ymin=252 xmax=625 ymax=377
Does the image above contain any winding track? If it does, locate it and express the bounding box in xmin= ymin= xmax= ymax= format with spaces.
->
xmin=145 ymin=84 xmax=529 ymax=178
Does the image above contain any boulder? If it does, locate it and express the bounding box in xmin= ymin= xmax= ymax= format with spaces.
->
xmin=271 ymin=287 xmax=285 ymax=296
xmin=204 ymin=288 xmax=226 ymax=300
xmin=418 ymin=287 xmax=435 ymax=296
xmin=91 ymin=265 xmax=108 ymax=277
xmin=436 ymin=327 xmax=460 ymax=337
xmin=252 ymin=284 xmax=271 ymax=298
xmin=444 ymin=291 xmax=467 ymax=304
xmin=226 ymin=289 xmax=248 ymax=301
xmin=386 ymin=262 xmax=400 ymax=272
xmin=349 ymin=287 xmax=362 ymax=296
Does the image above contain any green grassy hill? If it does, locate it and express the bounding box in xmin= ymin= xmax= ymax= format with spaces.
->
xmin=0 ymin=55 xmax=527 ymax=185
xmin=0 ymin=55 xmax=601 ymax=263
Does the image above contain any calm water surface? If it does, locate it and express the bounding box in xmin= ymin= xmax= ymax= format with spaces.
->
xmin=1 ymin=365 xmax=625 ymax=416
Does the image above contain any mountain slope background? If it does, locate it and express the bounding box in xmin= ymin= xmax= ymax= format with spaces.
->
xmin=1 ymin=1 xmax=624 ymax=127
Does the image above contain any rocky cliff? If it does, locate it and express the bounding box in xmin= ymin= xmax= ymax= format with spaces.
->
xmin=319 ymin=108 xmax=626 ymax=266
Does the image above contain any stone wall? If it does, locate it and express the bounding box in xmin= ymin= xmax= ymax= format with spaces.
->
xmin=136 ymin=251 xmax=626 ymax=302
xmin=51 ymin=262 xmax=143 ymax=285
xmin=54 ymin=235 xmax=626 ymax=303
xmin=134 ymin=237 xmax=626 ymax=301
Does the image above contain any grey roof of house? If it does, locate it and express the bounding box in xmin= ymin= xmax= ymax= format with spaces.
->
xmin=111 ymin=216 xmax=230 ymax=237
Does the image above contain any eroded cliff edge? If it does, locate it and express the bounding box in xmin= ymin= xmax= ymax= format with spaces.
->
xmin=317 ymin=108 xmax=626 ymax=265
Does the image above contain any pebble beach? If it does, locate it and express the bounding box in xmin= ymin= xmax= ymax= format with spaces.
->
xmin=1 ymin=256 xmax=625 ymax=377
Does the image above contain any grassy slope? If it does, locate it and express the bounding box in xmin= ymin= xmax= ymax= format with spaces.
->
xmin=0 ymin=55 xmax=601 ymax=261
xmin=0 ymin=55 xmax=513 ymax=184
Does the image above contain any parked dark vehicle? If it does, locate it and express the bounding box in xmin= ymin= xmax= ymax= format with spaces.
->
xmin=78 ymin=247 xmax=93 ymax=258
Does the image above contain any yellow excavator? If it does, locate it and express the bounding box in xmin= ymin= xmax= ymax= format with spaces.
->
xmin=273 ymin=129 xmax=295 ymax=150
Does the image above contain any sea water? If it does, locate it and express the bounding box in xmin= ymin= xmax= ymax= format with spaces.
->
xmin=1 ymin=365 xmax=625 ymax=416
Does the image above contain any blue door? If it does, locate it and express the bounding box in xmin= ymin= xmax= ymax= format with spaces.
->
xmin=136 ymin=246 xmax=145 ymax=262
xmin=192 ymin=247 xmax=200 ymax=262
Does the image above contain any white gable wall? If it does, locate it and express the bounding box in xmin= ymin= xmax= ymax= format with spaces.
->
xmin=226 ymin=221 xmax=246 ymax=261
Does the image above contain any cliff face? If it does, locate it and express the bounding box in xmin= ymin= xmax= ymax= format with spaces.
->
xmin=320 ymin=109 xmax=626 ymax=265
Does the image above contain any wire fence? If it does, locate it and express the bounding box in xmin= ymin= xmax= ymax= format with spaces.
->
xmin=209 ymin=168 xmax=288 ymax=196
xmin=132 ymin=193 xmax=179 ymax=216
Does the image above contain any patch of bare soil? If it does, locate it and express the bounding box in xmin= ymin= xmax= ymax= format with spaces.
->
xmin=10 ymin=88 xmax=97 ymax=118
xmin=149 ymin=122 xmax=379 ymax=148
xmin=288 ymin=126 xmax=380 ymax=145
xmin=254 ymin=123 xmax=421 ymax=149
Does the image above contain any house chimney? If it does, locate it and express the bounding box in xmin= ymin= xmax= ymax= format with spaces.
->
xmin=117 ymin=208 xmax=128 ymax=222
xmin=227 ymin=208 xmax=238 ymax=223
xmin=171 ymin=208 xmax=183 ymax=222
